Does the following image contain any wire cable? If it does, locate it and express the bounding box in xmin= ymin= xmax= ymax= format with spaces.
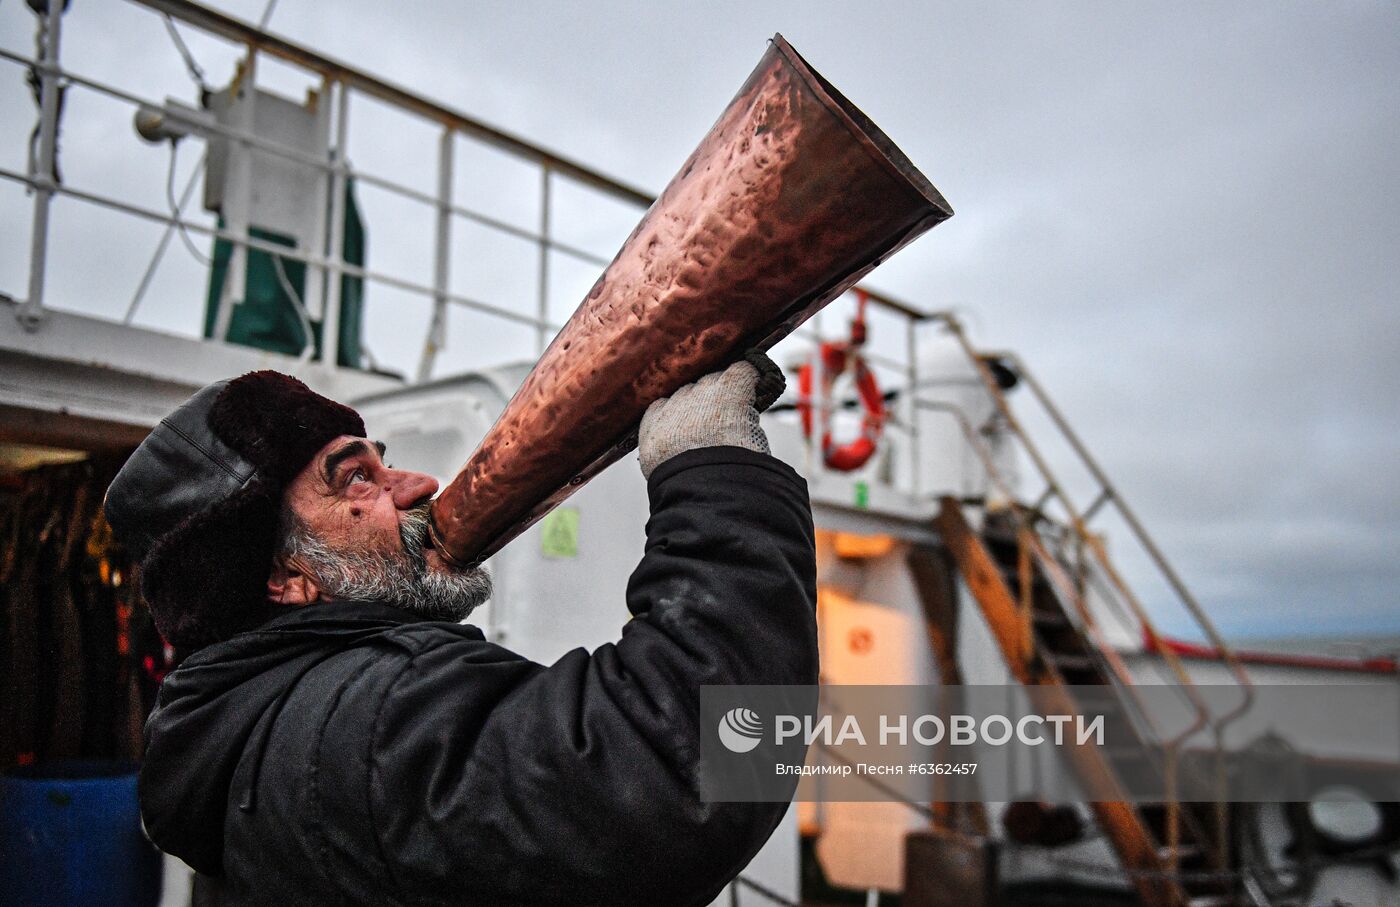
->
xmin=125 ymin=144 xmax=206 ymax=324
xmin=256 ymin=0 xmax=280 ymax=31
xmin=733 ymin=874 xmax=800 ymax=907
xmin=26 ymin=3 xmax=67 ymax=187
xmin=270 ymin=252 xmax=316 ymax=364
xmin=358 ymin=341 xmax=381 ymax=372
xmin=161 ymin=13 xmax=209 ymax=96
xmin=165 ymin=141 xmax=211 ymax=267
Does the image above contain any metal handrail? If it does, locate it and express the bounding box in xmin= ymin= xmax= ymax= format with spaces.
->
xmin=918 ymin=399 xmax=1207 ymax=874
xmin=7 ymin=1 xmax=926 ymax=380
xmin=930 ymin=314 xmax=1241 ymax=691
xmin=0 ymin=47 xmax=330 ymax=179
xmin=928 ymin=311 xmax=1250 ymax=867
xmin=5 ymin=3 xmax=650 ymax=375
xmin=932 ymin=318 xmax=1215 ymax=688
xmin=917 ymin=402 xmax=1188 ymax=745
xmin=0 ymin=45 xmax=614 ymax=274
xmin=132 ymin=0 xmax=653 ymax=207
xmin=1004 ymin=354 xmax=1255 ymax=720
xmin=0 ymin=166 xmax=560 ymax=335
xmin=919 ymin=322 xmax=1232 ymax=869
xmin=996 ymin=350 xmax=1254 ymax=868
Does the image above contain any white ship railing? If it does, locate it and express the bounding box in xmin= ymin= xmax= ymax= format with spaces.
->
xmin=3 ymin=0 xmax=654 ymax=380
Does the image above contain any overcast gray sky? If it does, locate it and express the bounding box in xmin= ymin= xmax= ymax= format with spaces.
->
xmin=2 ymin=1 xmax=1396 ymax=642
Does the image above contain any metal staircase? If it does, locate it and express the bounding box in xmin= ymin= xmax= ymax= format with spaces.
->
xmin=918 ymin=312 xmax=1256 ymax=907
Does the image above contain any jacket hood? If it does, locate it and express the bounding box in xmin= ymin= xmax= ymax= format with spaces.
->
xmin=139 ymin=601 xmax=437 ymax=875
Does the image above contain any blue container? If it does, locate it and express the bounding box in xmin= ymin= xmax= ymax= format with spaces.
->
xmin=0 ymin=760 xmax=162 ymax=907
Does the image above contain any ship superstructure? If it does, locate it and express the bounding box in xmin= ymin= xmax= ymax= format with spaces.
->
xmin=1 ymin=3 xmax=1395 ymax=906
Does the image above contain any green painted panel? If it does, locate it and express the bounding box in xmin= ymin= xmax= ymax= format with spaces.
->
xmin=203 ymin=180 xmax=367 ymax=369
xmin=539 ymin=508 xmax=580 ymax=559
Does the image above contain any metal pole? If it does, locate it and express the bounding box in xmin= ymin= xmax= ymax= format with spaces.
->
xmin=418 ymin=125 xmax=454 ymax=382
xmin=536 ymin=164 xmax=552 ymax=354
xmin=322 ymin=78 xmax=349 ymax=367
xmin=212 ymin=47 xmax=258 ymax=342
xmin=906 ymin=317 xmax=920 ymax=496
xmin=18 ymin=0 xmax=65 ymax=331
xmin=813 ymin=313 xmax=828 ymax=487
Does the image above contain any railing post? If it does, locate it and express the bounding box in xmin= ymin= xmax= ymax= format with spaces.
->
xmin=18 ymin=0 xmax=65 ymax=331
xmin=418 ymin=124 xmax=455 ymax=382
xmin=906 ymin=315 xmax=920 ymax=496
xmin=536 ymin=164 xmax=552 ymax=354
xmin=811 ymin=312 xmax=826 ymax=485
xmin=321 ymin=78 xmax=349 ymax=368
xmin=212 ymin=46 xmax=258 ymax=342
xmin=1016 ymin=525 xmax=1034 ymax=659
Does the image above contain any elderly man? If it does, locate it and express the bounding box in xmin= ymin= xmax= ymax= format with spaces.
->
xmin=103 ymin=360 xmax=817 ymax=906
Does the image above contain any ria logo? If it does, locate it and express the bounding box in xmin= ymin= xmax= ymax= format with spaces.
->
xmin=717 ymin=707 xmax=764 ymax=754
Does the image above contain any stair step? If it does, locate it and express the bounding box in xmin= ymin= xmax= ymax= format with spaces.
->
xmin=996 ymin=564 xmax=1055 ymax=588
xmin=1048 ymin=653 xmax=1098 ymax=672
xmin=942 ymin=499 xmax=1238 ymax=907
xmin=1032 ymin=610 xmax=1071 ymax=629
xmin=1186 ymin=896 xmax=1235 ymax=907
xmin=1157 ymin=843 xmax=1202 ymax=863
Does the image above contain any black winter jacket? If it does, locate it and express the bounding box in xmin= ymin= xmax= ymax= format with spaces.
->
xmin=139 ymin=447 xmax=818 ymax=905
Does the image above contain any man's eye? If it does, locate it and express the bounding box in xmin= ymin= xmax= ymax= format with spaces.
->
xmin=347 ymin=468 xmax=368 ymax=485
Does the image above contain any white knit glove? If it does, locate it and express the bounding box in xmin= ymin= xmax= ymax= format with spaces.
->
xmin=638 ymin=352 xmax=785 ymax=479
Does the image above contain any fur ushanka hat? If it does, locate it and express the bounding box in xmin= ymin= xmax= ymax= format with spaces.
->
xmin=104 ymin=371 xmax=365 ymax=649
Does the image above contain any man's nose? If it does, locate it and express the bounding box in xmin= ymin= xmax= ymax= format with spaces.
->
xmin=389 ymin=468 xmax=439 ymax=509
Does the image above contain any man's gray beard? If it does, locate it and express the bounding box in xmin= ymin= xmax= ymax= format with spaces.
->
xmin=281 ymin=503 xmax=492 ymax=621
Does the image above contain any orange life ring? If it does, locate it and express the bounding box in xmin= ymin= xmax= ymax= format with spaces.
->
xmin=796 ymin=340 xmax=886 ymax=472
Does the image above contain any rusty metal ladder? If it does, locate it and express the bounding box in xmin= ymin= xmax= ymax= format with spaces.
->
xmin=914 ymin=312 xmax=1255 ymax=907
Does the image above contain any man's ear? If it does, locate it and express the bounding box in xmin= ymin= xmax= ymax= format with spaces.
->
xmin=267 ymin=554 xmax=321 ymax=606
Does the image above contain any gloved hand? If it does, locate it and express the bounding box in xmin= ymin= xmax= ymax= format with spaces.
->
xmin=638 ymin=351 xmax=786 ymax=479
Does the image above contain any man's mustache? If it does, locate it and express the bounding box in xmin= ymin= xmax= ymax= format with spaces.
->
xmin=398 ymin=503 xmax=434 ymax=567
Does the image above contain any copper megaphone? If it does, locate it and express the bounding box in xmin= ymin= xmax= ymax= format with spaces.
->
xmin=429 ymin=34 xmax=952 ymax=567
